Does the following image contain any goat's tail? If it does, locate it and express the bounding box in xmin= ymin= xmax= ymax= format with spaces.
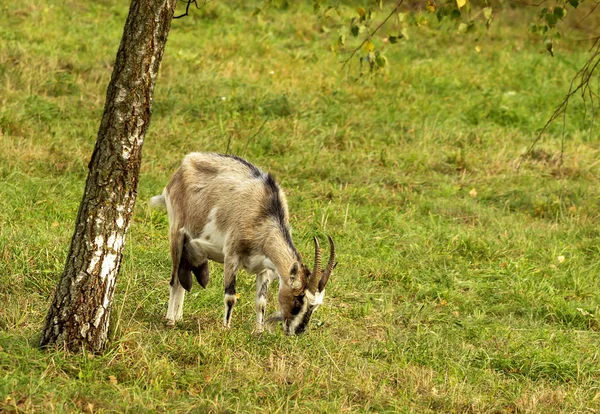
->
xmin=149 ymin=194 xmax=166 ymax=210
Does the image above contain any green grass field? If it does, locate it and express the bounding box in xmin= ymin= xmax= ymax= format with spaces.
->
xmin=1 ymin=1 xmax=600 ymax=412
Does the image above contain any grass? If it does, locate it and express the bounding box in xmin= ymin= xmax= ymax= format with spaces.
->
xmin=1 ymin=0 xmax=600 ymax=412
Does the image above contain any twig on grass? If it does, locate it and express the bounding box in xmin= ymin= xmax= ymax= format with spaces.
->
xmin=322 ymin=343 xmax=344 ymax=376
xmin=243 ymin=118 xmax=269 ymax=157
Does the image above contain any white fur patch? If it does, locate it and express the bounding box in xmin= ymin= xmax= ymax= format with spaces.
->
xmin=285 ymin=300 xmax=309 ymax=335
xmin=148 ymin=195 xmax=166 ymax=210
xmin=166 ymin=281 xmax=186 ymax=323
xmin=305 ymin=289 xmax=325 ymax=307
xmin=195 ymin=208 xmax=226 ymax=263
xmin=243 ymin=255 xmax=276 ymax=274
xmin=224 ymin=293 xmax=237 ymax=305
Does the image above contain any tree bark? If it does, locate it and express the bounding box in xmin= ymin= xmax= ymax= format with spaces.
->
xmin=40 ymin=0 xmax=178 ymax=353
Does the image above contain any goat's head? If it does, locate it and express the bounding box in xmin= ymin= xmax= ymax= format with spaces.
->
xmin=269 ymin=236 xmax=336 ymax=335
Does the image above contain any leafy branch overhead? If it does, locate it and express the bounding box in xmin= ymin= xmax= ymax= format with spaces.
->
xmin=309 ymin=0 xmax=597 ymax=165
xmin=518 ymin=36 xmax=600 ymax=170
xmin=311 ymin=0 xmax=591 ymax=75
xmin=312 ymin=0 xmax=497 ymax=75
xmin=177 ymin=0 xmax=598 ymax=163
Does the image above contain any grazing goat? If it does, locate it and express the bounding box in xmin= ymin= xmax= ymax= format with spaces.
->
xmin=150 ymin=152 xmax=336 ymax=335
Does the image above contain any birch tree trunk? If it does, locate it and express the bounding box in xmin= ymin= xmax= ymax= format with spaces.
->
xmin=40 ymin=0 xmax=178 ymax=352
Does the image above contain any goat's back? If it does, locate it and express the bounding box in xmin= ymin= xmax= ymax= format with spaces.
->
xmin=165 ymin=153 xmax=290 ymax=242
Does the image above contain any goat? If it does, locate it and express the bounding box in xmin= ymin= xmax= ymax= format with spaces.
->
xmin=150 ymin=152 xmax=336 ymax=335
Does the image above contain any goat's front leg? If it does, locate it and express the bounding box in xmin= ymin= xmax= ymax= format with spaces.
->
xmin=255 ymin=270 xmax=277 ymax=333
xmin=223 ymin=256 xmax=240 ymax=328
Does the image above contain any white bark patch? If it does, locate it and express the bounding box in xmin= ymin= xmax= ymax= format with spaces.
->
xmin=116 ymin=206 xmax=126 ymax=228
xmin=80 ymin=323 xmax=90 ymax=338
xmin=122 ymin=146 xmax=131 ymax=160
xmin=84 ymin=234 xmax=105 ymax=282
xmin=98 ymin=231 xmax=124 ymax=281
xmin=94 ymin=264 xmax=119 ymax=328
xmin=149 ymin=55 xmax=157 ymax=78
xmin=115 ymin=87 xmax=128 ymax=104
xmin=100 ymin=253 xmax=118 ymax=280
xmin=103 ymin=280 xmax=115 ymax=309
xmin=93 ymin=306 xmax=105 ymax=328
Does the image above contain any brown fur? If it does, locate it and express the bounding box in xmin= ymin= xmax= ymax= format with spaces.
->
xmin=156 ymin=153 xmax=333 ymax=334
xmin=167 ymin=153 xmax=302 ymax=277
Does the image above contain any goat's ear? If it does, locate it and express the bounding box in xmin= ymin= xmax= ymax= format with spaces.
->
xmin=289 ymin=262 xmax=303 ymax=291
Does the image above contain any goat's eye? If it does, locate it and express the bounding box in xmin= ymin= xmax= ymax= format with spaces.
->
xmin=290 ymin=295 xmax=305 ymax=315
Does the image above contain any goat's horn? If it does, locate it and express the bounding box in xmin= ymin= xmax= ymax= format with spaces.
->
xmin=318 ymin=235 xmax=336 ymax=291
xmin=308 ymin=236 xmax=322 ymax=293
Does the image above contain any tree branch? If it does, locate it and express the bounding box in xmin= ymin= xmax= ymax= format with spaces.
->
xmin=508 ymin=0 xmax=547 ymax=6
xmin=517 ymin=38 xmax=600 ymax=170
xmin=341 ymin=0 xmax=404 ymax=71
xmin=173 ymin=0 xmax=213 ymax=19
xmin=574 ymin=2 xmax=600 ymax=30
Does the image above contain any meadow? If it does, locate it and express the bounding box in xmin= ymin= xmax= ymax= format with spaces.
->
xmin=1 ymin=0 xmax=600 ymax=412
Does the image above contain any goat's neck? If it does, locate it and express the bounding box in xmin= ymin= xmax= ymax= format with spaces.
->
xmin=263 ymin=232 xmax=300 ymax=280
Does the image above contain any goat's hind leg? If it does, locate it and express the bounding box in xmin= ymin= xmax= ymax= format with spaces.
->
xmin=165 ymin=228 xmax=187 ymax=326
xmin=166 ymin=231 xmax=209 ymax=326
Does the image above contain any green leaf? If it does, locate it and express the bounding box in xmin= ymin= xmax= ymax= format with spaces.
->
xmin=338 ymin=34 xmax=346 ymax=46
xmin=436 ymin=9 xmax=445 ymax=22
xmin=375 ymin=54 xmax=388 ymax=68
xmin=458 ymin=21 xmax=475 ymax=34
xmin=483 ymin=7 xmax=492 ymax=20
xmin=456 ymin=0 xmax=466 ymax=9
xmin=388 ymin=34 xmax=404 ymax=44
xmin=357 ymin=7 xmax=366 ymax=17
xmin=553 ymin=7 xmax=566 ymax=19
xmin=351 ymin=24 xmax=360 ymax=37
xmin=252 ymin=7 xmax=262 ymax=16
xmin=545 ymin=12 xmax=558 ymax=27
xmin=568 ymin=0 xmax=579 ymax=8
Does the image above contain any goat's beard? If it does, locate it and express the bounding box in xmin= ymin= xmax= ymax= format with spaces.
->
xmin=264 ymin=311 xmax=283 ymax=331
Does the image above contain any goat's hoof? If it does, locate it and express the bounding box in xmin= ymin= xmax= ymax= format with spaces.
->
xmin=164 ymin=318 xmax=176 ymax=327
